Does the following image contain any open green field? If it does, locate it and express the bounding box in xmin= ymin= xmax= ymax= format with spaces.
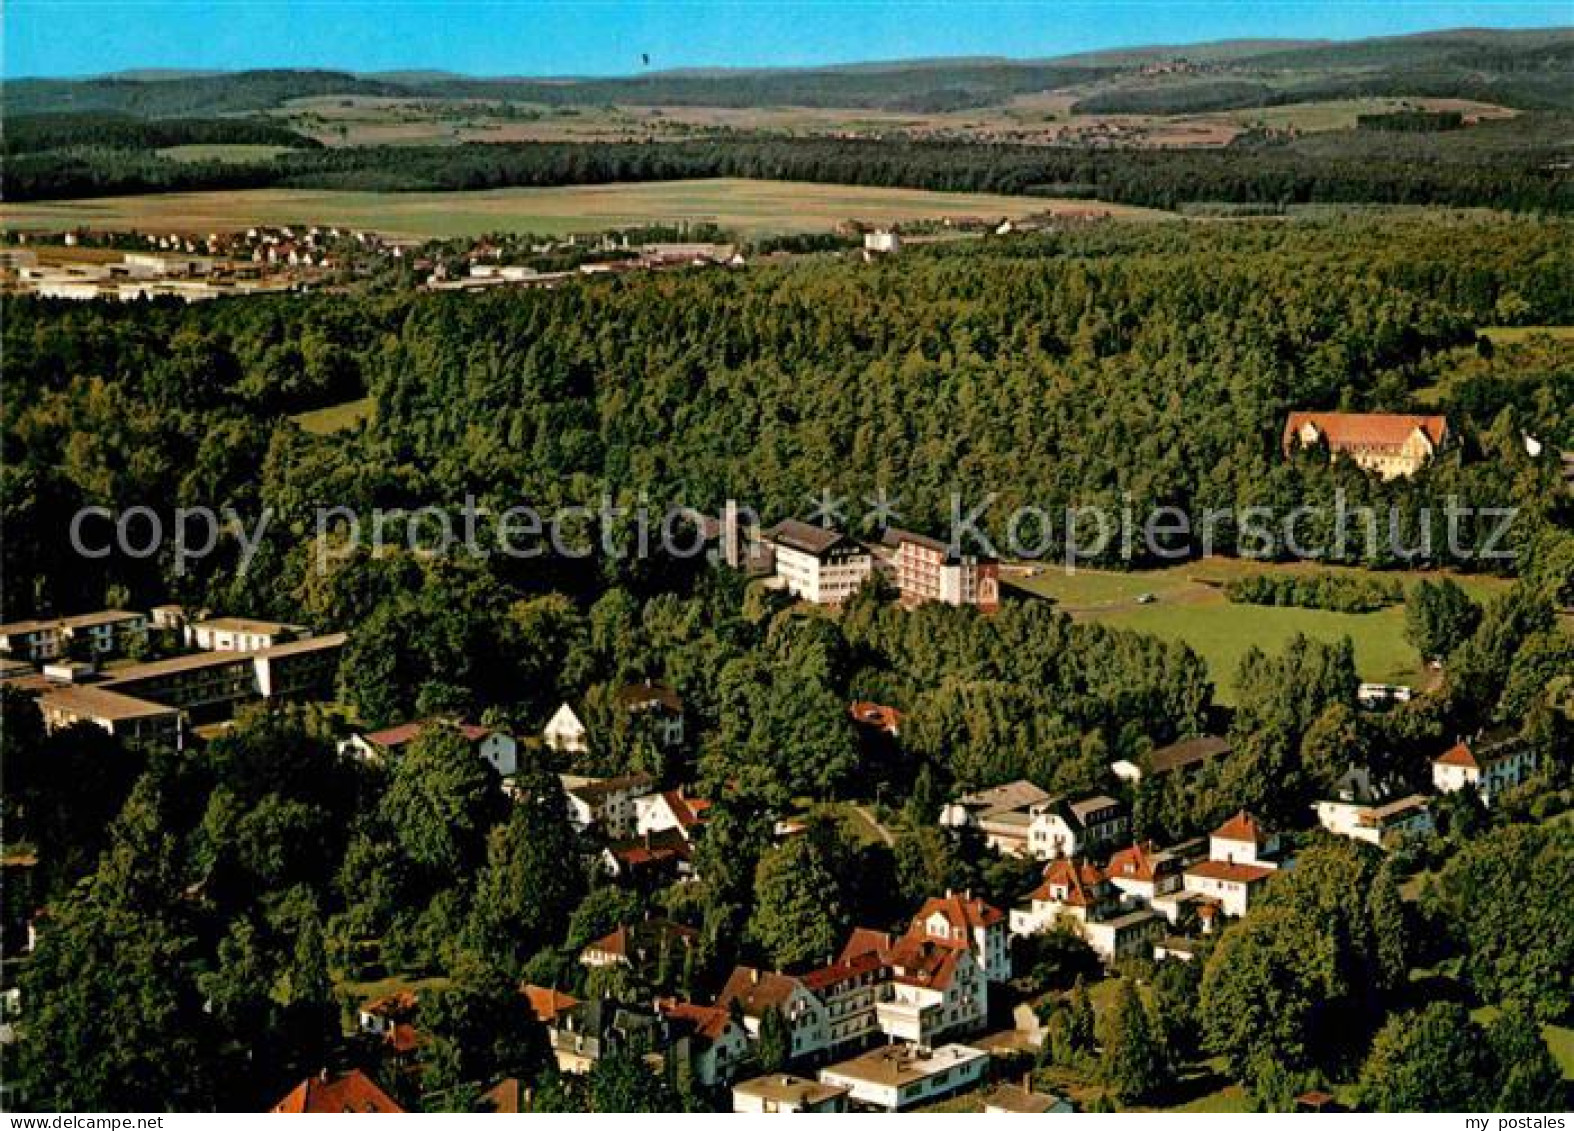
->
xmin=0 ymin=178 xmax=1167 ymax=241
xmin=1005 ymin=558 xmax=1511 ymax=703
xmin=291 ymin=396 xmax=374 ymax=435
xmin=156 ymin=143 xmax=300 ymax=164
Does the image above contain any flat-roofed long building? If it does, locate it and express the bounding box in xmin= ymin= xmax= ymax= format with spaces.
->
xmin=817 ymin=1043 xmax=988 ymax=1112
xmin=36 ymin=684 xmax=181 ymax=748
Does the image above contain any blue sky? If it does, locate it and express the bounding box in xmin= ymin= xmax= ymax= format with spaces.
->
xmin=5 ymin=1 xmax=1570 ymax=79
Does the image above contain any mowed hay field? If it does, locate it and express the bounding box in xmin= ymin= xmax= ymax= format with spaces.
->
xmin=1004 ymin=558 xmax=1513 ymax=704
xmin=0 ymin=178 xmax=1167 ymax=240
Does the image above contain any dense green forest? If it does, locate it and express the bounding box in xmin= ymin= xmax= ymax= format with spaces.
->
xmin=5 ymin=216 xmax=1571 ymax=626
xmin=6 ymin=124 xmax=1571 ymax=212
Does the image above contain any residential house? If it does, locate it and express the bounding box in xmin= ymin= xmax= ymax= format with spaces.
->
xmin=717 ymin=967 xmax=831 ymax=1065
xmin=547 ymin=998 xmax=674 ymax=1075
xmin=1104 ymin=840 xmax=1193 ymax=908
xmin=187 ymin=616 xmax=306 ymax=653
xmin=1315 ymin=794 xmax=1434 ymax=849
xmin=907 ymin=891 xmax=1012 ymax=983
xmin=520 ymin=984 xmax=580 ymax=1026
xmin=849 ymin=701 xmax=904 ymax=737
xmin=818 ymin=1043 xmax=988 ymax=1112
xmin=579 ymin=919 xmax=699 ymax=982
xmin=1026 ymin=793 xmax=1129 ymax=860
xmin=938 ymin=780 xmax=1053 ymax=857
xmin=616 ymin=679 xmax=685 ymax=748
xmin=1111 ymin=735 xmax=1231 ymax=784
xmin=561 ymin=772 xmax=657 ymax=838
xmin=879 ymin=527 xmax=1000 ymax=612
xmin=761 ymin=519 xmax=873 ymax=605
xmin=732 ymin=1074 xmax=850 ymax=1113
xmin=1282 ymin=412 xmax=1449 ymax=479
xmin=873 ymin=936 xmax=987 ymax=1046
xmin=655 ymin=998 xmax=749 ymax=1087
xmin=1008 ymin=857 xmax=1163 ymax=963
xmin=269 ymin=1069 xmax=404 ymax=1113
xmin=600 ymin=827 xmax=695 ymax=885
xmin=633 ymin=788 xmax=711 ymax=840
xmin=357 ymin=991 xmax=419 ymax=1039
xmin=1179 ymin=812 xmax=1285 ymax=918
xmin=343 ymin=718 xmax=518 ymax=778
xmin=802 ymin=950 xmax=889 ymax=1052
xmin=1432 ymin=732 xmax=1539 ymax=806
xmin=1208 ymin=810 xmax=1281 ymax=867
xmin=543 ymin=703 xmax=590 ymax=754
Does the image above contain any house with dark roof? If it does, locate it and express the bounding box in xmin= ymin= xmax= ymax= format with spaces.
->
xmin=560 ymin=771 xmax=657 ymax=838
xmin=1026 ymin=792 xmax=1129 ymax=860
xmin=1111 ymin=735 xmax=1231 ymax=783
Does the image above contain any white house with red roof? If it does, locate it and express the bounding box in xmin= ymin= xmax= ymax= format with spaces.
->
xmin=1181 ymin=811 xmax=1283 ymax=918
xmin=342 ymin=717 xmax=517 ymax=777
xmin=634 ymin=788 xmax=712 ymax=840
xmin=908 ymin=891 xmax=1012 ymax=983
xmin=1432 ymin=732 xmax=1538 ymax=806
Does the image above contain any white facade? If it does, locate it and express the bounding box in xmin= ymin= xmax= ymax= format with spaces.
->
xmin=771 ymin=542 xmax=872 ymax=605
xmin=1314 ymin=795 xmax=1433 ymax=849
xmin=544 ymin=703 xmax=589 ymax=753
xmin=818 ymin=1044 xmax=987 ymax=1112
xmin=1432 ymin=741 xmax=1538 ymax=806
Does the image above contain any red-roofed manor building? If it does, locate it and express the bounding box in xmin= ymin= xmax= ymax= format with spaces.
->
xmin=1283 ymin=412 xmax=1449 ymax=479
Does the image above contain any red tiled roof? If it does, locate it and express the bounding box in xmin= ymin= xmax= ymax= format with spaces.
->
xmin=657 ymin=789 xmax=712 ymax=829
xmin=1107 ymin=842 xmax=1161 ymax=883
xmin=717 ymin=967 xmax=806 ymax=1017
xmin=1434 ymin=741 xmax=1479 ymax=769
xmin=363 ymin=717 xmax=492 ymax=748
xmin=480 ymin=1078 xmax=523 ymax=1114
xmin=886 ymin=937 xmax=966 ymax=991
xmin=385 ymin=1022 xmax=426 ymax=1055
xmin=849 ymin=701 xmax=904 ymax=734
xmin=520 ymin=984 xmax=580 ymax=1023
xmin=584 ymin=919 xmax=698 ymax=961
xmin=1283 ymin=412 xmax=1448 ymax=454
xmin=1188 ymin=859 xmax=1277 ymax=885
xmin=1032 ymin=857 xmax=1107 ymax=907
xmin=361 ymin=989 xmax=419 ymax=1021
xmin=655 ymin=997 xmax=735 ymax=1043
xmin=911 ymin=891 xmax=1005 ymax=937
xmin=270 ymin=1069 xmax=404 ymax=1113
xmin=1213 ymin=810 xmax=1269 ymax=844
xmin=839 ymin=928 xmax=894 ymax=965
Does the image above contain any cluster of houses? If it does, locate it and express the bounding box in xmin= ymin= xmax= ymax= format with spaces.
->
xmin=0 ymin=607 xmax=344 ymax=748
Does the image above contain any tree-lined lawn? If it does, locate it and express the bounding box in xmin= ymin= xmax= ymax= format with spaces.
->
xmin=1004 ymin=558 xmax=1511 ymax=704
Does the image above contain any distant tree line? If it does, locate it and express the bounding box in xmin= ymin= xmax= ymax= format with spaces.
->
xmin=2 ymin=112 xmax=320 ymax=156
xmin=5 ymin=131 xmax=1570 ymax=213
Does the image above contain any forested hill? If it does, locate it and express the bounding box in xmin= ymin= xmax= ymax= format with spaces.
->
xmin=7 ymin=27 xmax=1574 ymax=115
xmin=3 ymin=217 xmax=1569 ymax=621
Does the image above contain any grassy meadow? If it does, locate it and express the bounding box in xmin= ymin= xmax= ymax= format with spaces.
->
xmin=1004 ymin=558 xmax=1512 ymax=703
